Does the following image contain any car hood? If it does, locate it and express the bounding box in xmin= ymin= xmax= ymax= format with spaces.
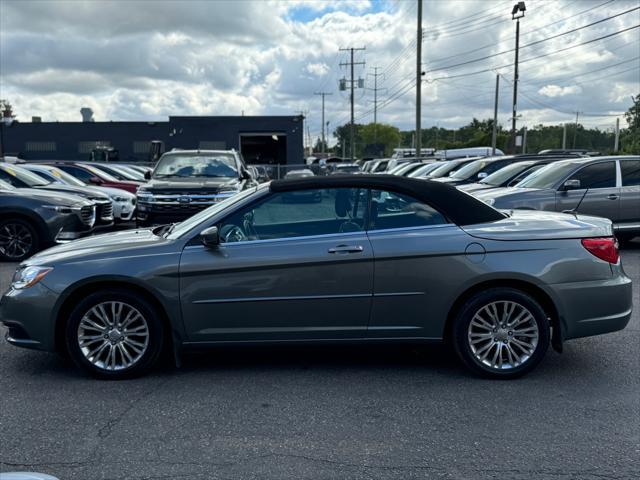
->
xmin=13 ymin=188 xmax=93 ymax=207
xmin=91 ymin=186 xmax=135 ymax=199
xmin=143 ymin=177 xmax=242 ymax=192
xmin=458 ymin=183 xmax=494 ymax=193
xmin=25 ymin=228 xmax=172 ymax=266
xmin=35 ymin=184 xmax=110 ymax=201
xmin=461 ymin=209 xmax=613 ymax=241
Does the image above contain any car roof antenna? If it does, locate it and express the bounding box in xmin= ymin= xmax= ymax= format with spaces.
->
xmin=562 ymin=188 xmax=590 ymax=218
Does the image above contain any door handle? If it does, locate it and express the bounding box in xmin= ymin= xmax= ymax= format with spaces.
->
xmin=607 ymin=194 xmax=619 ymax=200
xmin=328 ymin=245 xmax=364 ymax=254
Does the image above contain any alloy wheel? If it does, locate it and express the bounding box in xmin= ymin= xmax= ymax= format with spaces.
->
xmin=77 ymin=301 xmax=150 ymax=371
xmin=467 ymin=301 xmax=539 ymax=370
xmin=0 ymin=222 xmax=33 ymax=260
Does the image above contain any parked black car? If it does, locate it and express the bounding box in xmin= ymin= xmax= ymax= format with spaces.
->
xmin=137 ymin=150 xmax=256 ymax=226
xmin=0 ymin=179 xmax=97 ymax=261
xmin=0 ymin=163 xmax=114 ymax=228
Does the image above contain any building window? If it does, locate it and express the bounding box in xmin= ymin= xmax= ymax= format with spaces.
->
xmin=78 ymin=141 xmax=111 ymax=154
xmin=25 ymin=141 xmax=56 ymax=152
xmin=133 ymin=141 xmax=151 ymax=154
xmin=198 ymin=140 xmax=226 ymax=150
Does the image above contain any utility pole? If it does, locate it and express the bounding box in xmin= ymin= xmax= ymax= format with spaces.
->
xmin=367 ymin=67 xmax=385 ymax=143
xmin=491 ymin=73 xmax=500 ymax=156
xmin=562 ymin=123 xmax=567 ymax=149
xmin=416 ymin=0 xmax=423 ymax=158
xmin=314 ymin=92 xmax=332 ymax=154
xmin=510 ymin=2 xmax=526 ymax=154
xmin=340 ymin=47 xmax=366 ymax=161
xmin=573 ymin=111 xmax=581 ymax=149
xmin=614 ymin=117 xmax=620 ymax=152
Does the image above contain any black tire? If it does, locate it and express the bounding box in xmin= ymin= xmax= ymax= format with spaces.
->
xmin=0 ymin=218 xmax=40 ymax=262
xmin=65 ymin=289 xmax=164 ymax=379
xmin=452 ymin=288 xmax=550 ymax=379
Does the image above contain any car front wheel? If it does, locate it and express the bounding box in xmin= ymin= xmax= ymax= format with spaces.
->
xmin=0 ymin=218 xmax=39 ymax=261
xmin=65 ymin=289 xmax=164 ymax=379
xmin=452 ymin=288 xmax=550 ymax=379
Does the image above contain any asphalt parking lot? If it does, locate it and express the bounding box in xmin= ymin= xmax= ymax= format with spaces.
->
xmin=0 ymin=244 xmax=638 ymax=480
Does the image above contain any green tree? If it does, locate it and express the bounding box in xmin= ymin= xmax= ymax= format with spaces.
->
xmin=620 ymin=93 xmax=639 ymax=154
xmin=359 ymin=123 xmax=401 ymax=157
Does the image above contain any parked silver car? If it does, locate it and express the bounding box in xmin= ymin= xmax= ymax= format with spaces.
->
xmin=0 ymin=175 xmax=632 ymax=379
xmin=476 ymin=156 xmax=640 ymax=243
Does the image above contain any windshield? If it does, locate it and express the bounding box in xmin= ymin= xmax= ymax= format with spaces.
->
xmin=515 ymin=161 xmax=578 ymax=189
xmin=428 ymin=160 xmax=465 ymax=178
xmin=154 ymin=153 xmax=239 ymax=178
xmin=480 ymin=161 xmax=534 ymax=186
xmin=167 ymin=185 xmax=260 ymax=239
xmin=450 ymin=160 xmax=492 ymax=179
xmin=408 ymin=162 xmax=444 ymax=177
xmin=84 ymin=164 xmax=121 ymax=182
xmin=111 ymin=165 xmax=145 ymax=180
xmin=1 ymin=165 xmax=51 ymax=186
xmin=44 ymin=167 xmax=88 ymax=187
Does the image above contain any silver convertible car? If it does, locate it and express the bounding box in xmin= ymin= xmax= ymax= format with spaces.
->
xmin=0 ymin=175 xmax=632 ymax=379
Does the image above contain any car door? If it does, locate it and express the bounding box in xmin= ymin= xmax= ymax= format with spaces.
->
xmin=619 ymin=159 xmax=640 ymax=227
xmin=179 ymin=187 xmax=373 ymax=343
xmin=555 ymin=161 xmax=620 ymax=221
xmin=365 ymin=189 xmax=471 ymax=340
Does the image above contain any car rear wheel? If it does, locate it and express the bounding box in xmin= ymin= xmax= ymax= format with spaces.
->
xmin=0 ymin=218 xmax=39 ymax=262
xmin=65 ymin=289 xmax=164 ymax=379
xmin=452 ymin=288 xmax=550 ymax=379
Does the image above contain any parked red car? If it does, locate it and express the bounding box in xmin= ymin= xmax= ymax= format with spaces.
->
xmin=45 ymin=162 xmax=142 ymax=194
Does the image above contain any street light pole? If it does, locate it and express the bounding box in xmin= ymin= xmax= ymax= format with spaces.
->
xmin=510 ymin=2 xmax=526 ymax=154
xmin=416 ymin=0 xmax=423 ymax=158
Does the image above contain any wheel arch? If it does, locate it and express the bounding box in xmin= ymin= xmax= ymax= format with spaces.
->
xmin=0 ymin=207 xmax=50 ymax=242
xmin=443 ymin=278 xmax=562 ymax=352
xmin=53 ymin=278 xmax=180 ymax=362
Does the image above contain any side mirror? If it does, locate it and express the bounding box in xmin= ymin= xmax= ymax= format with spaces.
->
xmin=240 ymin=168 xmax=251 ymax=180
xmin=477 ymin=172 xmax=488 ymax=179
xmin=144 ymin=171 xmax=151 ymax=180
xmin=200 ymin=226 xmax=219 ymax=248
xmin=562 ymin=179 xmax=581 ymax=190
xmin=88 ymin=177 xmax=101 ymax=185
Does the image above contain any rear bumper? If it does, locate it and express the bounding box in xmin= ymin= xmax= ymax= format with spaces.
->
xmin=550 ymin=274 xmax=633 ymax=340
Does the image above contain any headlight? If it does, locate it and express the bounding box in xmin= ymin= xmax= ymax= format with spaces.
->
xmin=483 ymin=198 xmax=496 ymax=206
xmin=112 ymin=196 xmax=128 ymax=202
xmin=12 ymin=266 xmax=53 ymax=289
xmin=42 ymin=204 xmax=84 ymax=214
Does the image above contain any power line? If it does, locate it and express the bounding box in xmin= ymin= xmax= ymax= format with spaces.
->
xmin=426 ymin=24 xmax=640 ymax=82
xmin=424 ymin=6 xmax=640 ymax=75
xmin=426 ymin=0 xmax=614 ymax=67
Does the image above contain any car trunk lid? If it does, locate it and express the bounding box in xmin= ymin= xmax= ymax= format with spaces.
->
xmin=461 ymin=209 xmax=613 ymax=241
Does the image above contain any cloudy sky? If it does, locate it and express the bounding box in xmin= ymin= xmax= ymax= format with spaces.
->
xmin=1 ymin=0 xmax=638 ymax=144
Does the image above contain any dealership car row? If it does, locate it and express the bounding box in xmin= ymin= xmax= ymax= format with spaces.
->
xmin=0 ymin=148 xmax=639 ymax=261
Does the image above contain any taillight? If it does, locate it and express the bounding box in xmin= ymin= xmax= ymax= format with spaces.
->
xmin=581 ymin=237 xmax=619 ymax=264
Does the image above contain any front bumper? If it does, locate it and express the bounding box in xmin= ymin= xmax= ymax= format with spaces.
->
xmin=0 ymin=283 xmax=59 ymax=352
xmin=551 ymin=273 xmax=633 ymax=340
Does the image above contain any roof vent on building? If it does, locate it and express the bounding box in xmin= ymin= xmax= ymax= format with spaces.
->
xmin=80 ymin=108 xmax=94 ymax=123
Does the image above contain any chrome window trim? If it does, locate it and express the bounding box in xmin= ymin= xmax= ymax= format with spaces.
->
xmin=183 ymin=224 xmax=457 ymax=250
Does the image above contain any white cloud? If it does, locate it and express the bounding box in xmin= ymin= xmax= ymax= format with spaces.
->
xmin=0 ymin=0 xmax=638 ymax=139
xmin=538 ymin=85 xmax=582 ymax=97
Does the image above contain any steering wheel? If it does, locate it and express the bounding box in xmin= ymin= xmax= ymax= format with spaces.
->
xmin=219 ymin=224 xmax=247 ymax=243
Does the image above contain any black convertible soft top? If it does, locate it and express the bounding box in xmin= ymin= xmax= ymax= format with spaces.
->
xmin=270 ymin=174 xmax=506 ymax=226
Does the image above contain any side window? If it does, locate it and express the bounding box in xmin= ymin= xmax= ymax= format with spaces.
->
xmin=218 ymin=188 xmax=366 ymax=243
xmin=0 ymin=169 xmax=20 ymax=187
xmin=567 ymin=162 xmax=616 ymax=189
xmin=59 ymin=166 xmax=93 ymax=182
xmin=369 ymin=190 xmax=447 ymax=231
xmin=620 ymin=160 xmax=640 ymax=187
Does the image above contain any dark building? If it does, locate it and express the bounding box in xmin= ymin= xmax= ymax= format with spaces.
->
xmin=0 ymin=115 xmax=305 ymax=165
